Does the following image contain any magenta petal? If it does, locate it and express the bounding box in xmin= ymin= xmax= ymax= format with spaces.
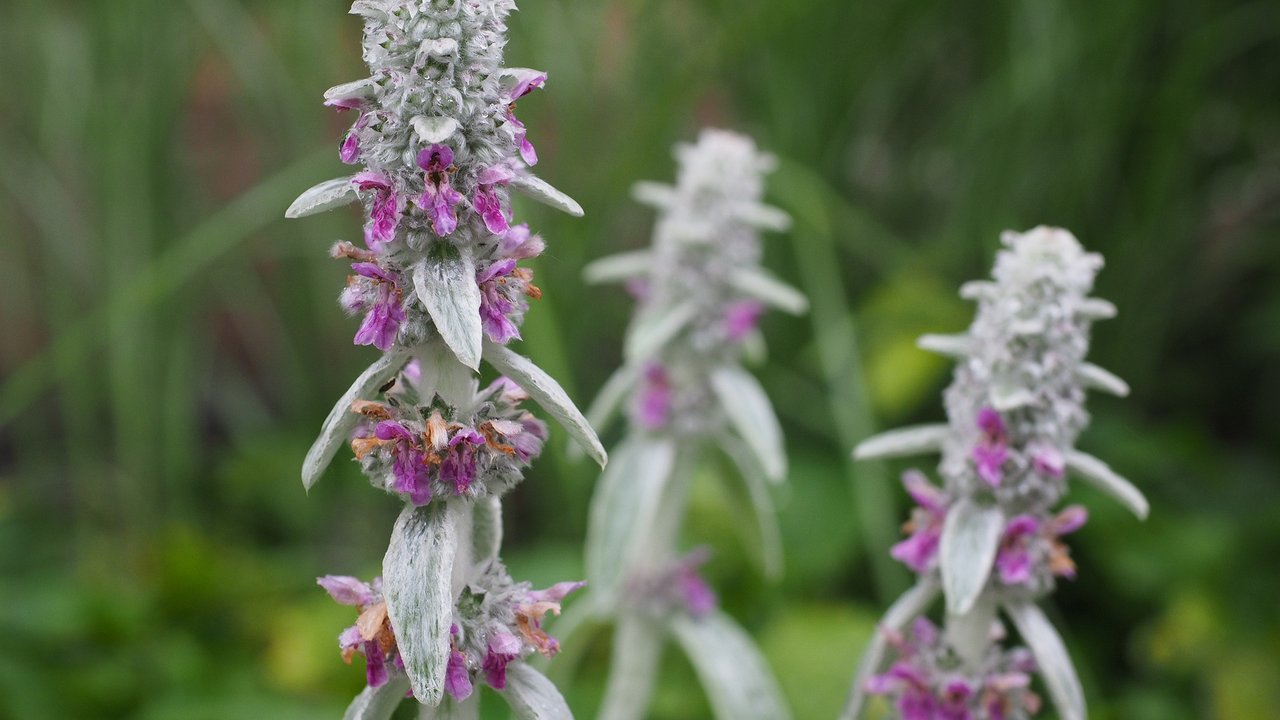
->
xmin=890 ymin=530 xmax=941 ymax=573
xmin=374 ymin=421 xmax=414 ymax=442
xmin=977 ymin=406 xmax=1005 ymax=435
xmin=519 ymin=137 xmax=538 ymax=166
xmin=444 ymin=648 xmax=473 ymax=701
xmin=477 ymin=259 xmax=517 ymax=285
xmin=901 ymin=470 xmax=947 ymax=515
xmin=417 ymin=144 xmax=454 ymax=172
xmin=527 ymin=580 xmax=586 ymax=604
xmin=723 ymin=300 xmax=764 ymax=341
xmin=1049 ymin=505 xmax=1088 ymax=535
xmin=364 ymin=640 xmax=388 ymax=688
xmin=340 ymin=133 xmax=360 ymax=164
xmin=478 ymin=164 xmax=515 ymax=185
xmin=317 ymin=575 xmax=375 ymax=606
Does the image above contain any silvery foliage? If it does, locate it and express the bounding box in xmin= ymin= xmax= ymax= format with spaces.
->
xmin=843 ymin=227 xmax=1144 ymax=720
xmin=571 ymin=129 xmax=805 ymax=720
xmin=286 ymin=2 xmax=604 ymax=716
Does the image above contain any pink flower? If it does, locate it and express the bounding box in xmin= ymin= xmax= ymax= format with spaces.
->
xmin=631 ymin=362 xmax=672 ymax=431
xmin=417 ymin=144 xmax=463 ymax=236
xmin=890 ymin=470 xmax=949 ymax=573
xmin=723 ymin=300 xmax=764 ymax=342
xmin=349 ymin=262 xmax=405 ymax=352
xmin=972 ymin=406 xmax=1008 ymax=487
xmin=352 ymin=173 xmax=401 ymax=250
xmin=995 ymin=515 xmax=1039 ymax=586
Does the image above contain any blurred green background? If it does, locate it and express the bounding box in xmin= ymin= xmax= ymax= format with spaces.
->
xmin=1 ymin=0 xmax=1278 ymax=718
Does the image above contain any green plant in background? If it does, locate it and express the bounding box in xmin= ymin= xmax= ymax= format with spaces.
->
xmin=286 ymin=0 xmax=604 ymax=716
xmin=842 ymin=227 xmax=1144 ymax=719
xmin=562 ymin=129 xmax=806 ymax=720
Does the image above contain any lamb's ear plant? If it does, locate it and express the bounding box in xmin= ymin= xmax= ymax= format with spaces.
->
xmin=841 ymin=227 xmax=1144 ymax=720
xmin=567 ymin=128 xmax=806 ymax=720
xmin=285 ymin=2 xmax=605 ymax=717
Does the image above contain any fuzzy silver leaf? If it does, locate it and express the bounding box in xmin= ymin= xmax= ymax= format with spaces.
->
xmin=383 ymin=501 xmax=462 ymax=707
xmin=670 ymin=611 xmax=792 ymax=720
xmin=413 ymin=250 xmax=483 ymax=371
xmin=285 ymin=176 xmax=358 ymax=218
xmin=940 ymin=498 xmax=1004 ymax=615
xmin=482 ymin=341 xmax=607 ymax=467
xmin=302 ymin=348 xmax=411 ymax=490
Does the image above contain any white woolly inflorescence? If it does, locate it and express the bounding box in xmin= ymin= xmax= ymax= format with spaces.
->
xmin=843 ymin=227 xmax=1143 ymax=720
xmin=287 ymin=2 xmax=601 ymax=717
xmin=572 ymin=129 xmax=805 ymax=720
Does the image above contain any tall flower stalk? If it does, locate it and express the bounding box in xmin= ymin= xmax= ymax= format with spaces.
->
xmin=568 ymin=129 xmax=807 ymax=720
xmin=841 ymin=227 xmax=1146 ymax=720
xmin=285 ymin=2 xmax=606 ymax=717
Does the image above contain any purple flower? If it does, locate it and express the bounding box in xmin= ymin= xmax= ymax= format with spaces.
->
xmin=352 ymin=172 xmax=400 ymax=250
xmin=321 ymin=575 xmax=398 ymax=689
xmin=482 ymin=632 xmax=522 ymax=689
xmin=474 ymin=165 xmax=514 ymax=235
xmin=890 ymin=470 xmax=949 ymax=573
xmin=375 ymin=420 xmax=432 ymax=505
xmin=1030 ymin=442 xmax=1065 ymax=479
xmin=631 ymin=362 xmax=672 ymax=431
xmin=867 ymin=662 xmax=937 ymax=720
xmin=445 ymin=625 xmax=473 ymax=701
xmin=723 ymin=300 xmax=764 ymax=342
xmin=499 ymin=224 xmax=546 ymax=260
xmin=508 ymin=70 xmax=547 ymax=101
xmin=417 ymin=144 xmax=463 ymax=236
xmin=477 ymin=259 xmax=523 ymax=344
xmin=349 ymin=263 xmax=405 ymax=352
xmin=318 ymin=575 xmax=377 ymax=606
xmin=503 ymin=72 xmax=545 ymax=166
xmin=677 ymin=563 xmax=717 ymax=618
xmin=364 ymin=641 xmax=389 ymax=687
xmin=972 ymin=406 xmax=1009 ymax=487
xmin=1046 ymin=505 xmax=1087 ymax=579
xmin=439 ymin=427 xmax=485 ymax=494
xmin=340 ymin=112 xmax=370 ymax=164
xmin=508 ymin=418 xmax=548 ymax=462
xmin=995 ymin=515 xmax=1039 ymax=585
xmin=938 ymin=678 xmax=974 ymax=720
xmin=527 ymin=580 xmax=587 ymax=604
xmin=473 ymin=186 xmax=509 ymax=234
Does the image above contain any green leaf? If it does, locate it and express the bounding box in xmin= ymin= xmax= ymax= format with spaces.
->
xmin=383 ymin=501 xmax=463 ymax=707
xmin=585 ymin=435 xmax=675 ymax=602
xmin=284 ymin=176 xmax=357 ymax=218
xmin=510 ymin=174 xmax=584 ymax=217
xmin=852 ymin=424 xmax=949 ymax=461
xmin=583 ymin=251 xmax=653 ymax=285
xmin=940 ymin=499 xmax=1004 ymax=615
xmin=597 ymin=615 xmax=664 ymax=720
xmin=709 ymin=365 xmax=786 ymax=482
xmin=624 ymin=300 xmax=697 ymax=363
xmin=718 ymin=435 xmax=784 ymax=580
xmin=417 ymin=694 xmax=480 ymax=720
xmin=1004 ymin=600 xmax=1086 ymax=720
xmin=728 ymin=267 xmax=808 ymax=315
xmin=670 ymin=611 xmax=792 ymax=720
xmin=302 ymin=348 xmax=411 ymax=490
xmin=414 ymin=247 xmax=483 ymax=371
xmin=471 ymin=496 xmax=502 ymax=565
xmin=482 ymin=341 xmax=607 ymax=467
xmin=1066 ymin=450 xmax=1149 ymax=519
xmin=343 ymin=674 xmax=409 ymax=720
xmin=499 ymin=663 xmax=573 ymax=720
